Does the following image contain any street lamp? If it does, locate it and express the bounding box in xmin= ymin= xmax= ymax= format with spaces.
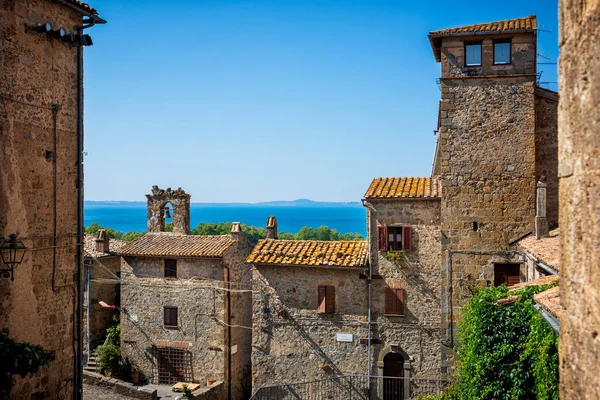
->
xmin=0 ymin=234 xmax=27 ymax=282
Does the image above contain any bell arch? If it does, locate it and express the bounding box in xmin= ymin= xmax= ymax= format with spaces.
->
xmin=146 ymin=186 xmax=191 ymax=235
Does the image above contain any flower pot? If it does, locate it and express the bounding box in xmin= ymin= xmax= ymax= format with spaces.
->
xmin=131 ymin=370 xmax=140 ymax=384
xmin=207 ymin=378 xmax=216 ymax=386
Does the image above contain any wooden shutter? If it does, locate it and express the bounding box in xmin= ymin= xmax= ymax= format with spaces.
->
xmin=385 ymin=288 xmax=397 ymax=314
xmin=318 ymin=286 xmax=327 ymax=313
xmin=507 ymin=274 xmax=520 ymax=287
xmin=325 ymin=286 xmax=336 ymax=313
xmin=318 ymin=286 xmax=335 ymax=313
xmin=377 ymin=226 xmax=388 ymax=252
xmin=385 ymin=288 xmax=405 ymax=315
xmin=402 ymin=226 xmax=412 ymax=252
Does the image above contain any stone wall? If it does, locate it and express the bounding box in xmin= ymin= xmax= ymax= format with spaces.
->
xmin=558 ymin=0 xmax=600 ymax=398
xmin=366 ymin=199 xmax=443 ymax=377
xmin=535 ymin=88 xmax=559 ymax=229
xmin=121 ymin=256 xmax=227 ymax=385
xmin=0 ymin=1 xmax=84 ymax=398
xmin=222 ymin=235 xmax=254 ymax=400
xmin=146 ymin=186 xmax=191 ymax=235
xmin=437 ymin=30 xmax=538 ymax=370
xmin=439 ymin=33 xmax=536 ymax=78
xmin=84 ymin=255 xmax=120 ymax=358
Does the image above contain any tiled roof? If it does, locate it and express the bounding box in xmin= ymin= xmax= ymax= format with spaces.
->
xmin=429 ymin=15 xmax=537 ymax=36
xmin=508 ymin=274 xmax=559 ymax=291
xmin=534 ymin=286 xmax=564 ymax=319
xmin=83 ymin=234 xmax=127 ymax=259
xmin=364 ymin=177 xmax=441 ymax=199
xmin=55 ymin=0 xmax=98 ymax=15
xmin=517 ymin=228 xmax=560 ymax=272
xmin=118 ymin=233 xmax=235 ymax=258
xmin=247 ymin=240 xmax=368 ymax=268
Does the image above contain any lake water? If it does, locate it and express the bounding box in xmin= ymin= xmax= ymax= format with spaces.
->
xmin=84 ymin=202 xmax=367 ymax=236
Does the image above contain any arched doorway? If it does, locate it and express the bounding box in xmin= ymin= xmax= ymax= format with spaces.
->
xmin=377 ymin=345 xmax=411 ymax=400
xmin=383 ymin=352 xmax=404 ymax=399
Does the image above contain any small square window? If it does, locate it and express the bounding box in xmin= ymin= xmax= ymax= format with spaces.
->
xmin=494 ymin=41 xmax=511 ymax=64
xmin=164 ymin=259 xmax=177 ymax=278
xmin=465 ymin=43 xmax=482 ymax=66
xmin=164 ymin=306 xmax=178 ymax=327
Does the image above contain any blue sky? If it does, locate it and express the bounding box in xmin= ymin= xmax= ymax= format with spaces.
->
xmin=84 ymin=0 xmax=559 ymax=202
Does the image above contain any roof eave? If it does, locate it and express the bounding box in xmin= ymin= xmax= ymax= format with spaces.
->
xmin=53 ymin=0 xmax=106 ymax=23
xmin=251 ymin=262 xmax=368 ymax=270
xmin=534 ymin=303 xmax=560 ymax=333
xmin=364 ymin=196 xmax=442 ymax=201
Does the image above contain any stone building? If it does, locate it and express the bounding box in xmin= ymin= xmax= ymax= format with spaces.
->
xmin=0 ymin=1 xmax=104 ymax=398
xmin=557 ymin=0 xmax=600 ymax=397
xmin=249 ymin=214 xmax=441 ymax=397
xmin=426 ymin=15 xmax=558 ymax=370
xmin=119 ymin=187 xmax=253 ymax=400
xmin=82 ymin=230 xmax=126 ymax=362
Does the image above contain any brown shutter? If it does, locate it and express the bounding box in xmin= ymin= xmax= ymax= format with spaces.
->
xmin=325 ymin=286 xmax=336 ymax=313
xmin=378 ymin=226 xmax=388 ymax=252
xmin=507 ymin=274 xmax=520 ymax=287
xmin=385 ymin=288 xmax=397 ymax=314
xmin=397 ymin=288 xmax=405 ymax=315
xmin=318 ymin=286 xmax=327 ymax=313
xmin=402 ymin=226 xmax=412 ymax=252
xmin=164 ymin=307 xmax=178 ymax=326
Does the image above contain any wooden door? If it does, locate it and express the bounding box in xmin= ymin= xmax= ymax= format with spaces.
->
xmin=494 ymin=263 xmax=521 ymax=287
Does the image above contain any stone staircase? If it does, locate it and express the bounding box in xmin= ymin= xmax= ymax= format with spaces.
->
xmin=84 ymin=353 xmax=98 ymax=372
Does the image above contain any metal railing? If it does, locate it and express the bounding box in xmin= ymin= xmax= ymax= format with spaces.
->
xmin=251 ymin=375 xmax=448 ymax=400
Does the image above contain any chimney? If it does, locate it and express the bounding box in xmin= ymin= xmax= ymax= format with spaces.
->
xmin=95 ymin=229 xmax=110 ymax=253
xmin=266 ymin=216 xmax=277 ymax=239
xmin=230 ymin=222 xmax=243 ymax=241
xmin=535 ymin=178 xmax=549 ymax=239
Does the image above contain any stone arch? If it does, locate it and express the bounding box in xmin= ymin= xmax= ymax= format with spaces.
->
xmin=377 ymin=345 xmax=412 ymax=400
xmin=146 ymin=186 xmax=191 ymax=234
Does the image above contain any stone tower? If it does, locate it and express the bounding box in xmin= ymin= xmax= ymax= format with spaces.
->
xmin=428 ymin=15 xmax=548 ymax=370
xmin=146 ymin=186 xmax=191 ymax=235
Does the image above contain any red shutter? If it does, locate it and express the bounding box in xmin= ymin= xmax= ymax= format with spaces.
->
xmin=402 ymin=226 xmax=412 ymax=252
xmin=325 ymin=286 xmax=336 ymax=313
xmin=378 ymin=226 xmax=388 ymax=252
xmin=397 ymin=289 xmax=405 ymax=315
xmin=385 ymin=288 xmax=396 ymax=314
xmin=318 ymin=286 xmax=327 ymax=313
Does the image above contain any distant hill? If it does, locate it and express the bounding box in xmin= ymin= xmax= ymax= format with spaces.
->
xmin=84 ymin=199 xmax=362 ymax=207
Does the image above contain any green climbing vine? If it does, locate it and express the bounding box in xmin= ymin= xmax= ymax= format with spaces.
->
xmin=441 ymin=282 xmax=559 ymax=400
xmin=0 ymin=334 xmax=54 ymax=399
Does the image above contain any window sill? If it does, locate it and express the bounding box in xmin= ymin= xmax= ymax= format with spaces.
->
xmin=164 ymin=325 xmax=179 ymax=329
xmin=384 ymin=314 xmax=405 ymax=317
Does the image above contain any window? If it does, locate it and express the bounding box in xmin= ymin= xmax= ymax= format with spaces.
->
xmin=385 ymin=288 xmax=405 ymax=315
xmin=164 ymin=306 xmax=178 ymax=327
xmin=494 ymin=40 xmax=511 ymax=64
xmin=164 ymin=259 xmax=177 ymax=278
xmin=377 ymin=226 xmax=412 ymax=252
xmin=494 ymin=263 xmax=521 ymax=287
xmin=465 ymin=42 xmax=482 ymax=66
xmin=317 ymin=285 xmax=336 ymax=313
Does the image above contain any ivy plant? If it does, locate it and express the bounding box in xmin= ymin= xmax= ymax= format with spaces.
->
xmin=0 ymin=334 xmax=54 ymax=399
xmin=444 ymin=282 xmax=559 ymax=400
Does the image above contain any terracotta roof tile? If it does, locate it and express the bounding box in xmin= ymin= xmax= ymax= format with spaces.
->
xmin=247 ymin=240 xmax=368 ymax=268
xmin=517 ymin=228 xmax=560 ymax=272
xmin=364 ymin=177 xmax=441 ymax=199
xmin=83 ymin=234 xmax=127 ymax=259
xmin=429 ymin=15 xmax=537 ymax=36
xmin=55 ymin=0 xmax=98 ymax=15
xmin=118 ymin=233 xmax=235 ymax=258
xmin=534 ymin=286 xmax=564 ymax=319
xmin=508 ymin=274 xmax=559 ymax=291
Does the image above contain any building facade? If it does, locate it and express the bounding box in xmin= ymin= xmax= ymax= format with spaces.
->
xmin=557 ymin=0 xmax=600 ymax=397
xmin=249 ymin=214 xmax=442 ymax=398
xmin=0 ymin=1 xmax=104 ymax=398
xmin=119 ymin=187 xmax=253 ymax=400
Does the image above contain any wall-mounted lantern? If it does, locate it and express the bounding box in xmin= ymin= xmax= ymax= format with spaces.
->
xmin=0 ymin=234 xmax=27 ymax=282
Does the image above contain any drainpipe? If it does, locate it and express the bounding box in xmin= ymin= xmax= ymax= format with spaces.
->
xmin=361 ymin=199 xmax=375 ymax=394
